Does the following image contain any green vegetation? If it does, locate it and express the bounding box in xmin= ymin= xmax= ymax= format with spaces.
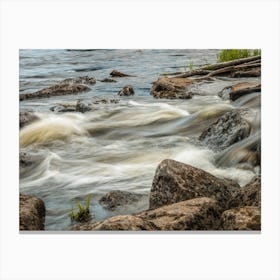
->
xmin=217 ymin=49 xmax=261 ymax=62
xmin=69 ymin=194 xmax=91 ymax=223
xmin=189 ymin=61 xmax=194 ymax=71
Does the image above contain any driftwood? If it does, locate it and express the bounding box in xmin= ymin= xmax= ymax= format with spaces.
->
xmin=167 ymin=55 xmax=261 ymax=79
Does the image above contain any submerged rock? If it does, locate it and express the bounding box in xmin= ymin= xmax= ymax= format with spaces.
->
xmin=198 ymin=109 xmax=251 ymax=150
xmin=117 ymin=85 xmax=135 ymax=96
xmin=149 ymin=159 xmax=240 ymax=210
xmin=110 ymin=70 xmax=133 ymax=77
xmin=19 ymin=111 xmax=39 ymax=128
xmin=19 ymin=76 xmax=96 ymax=101
xmin=99 ymin=190 xmax=146 ymax=210
xmin=228 ymin=176 xmax=261 ymax=208
xmin=221 ymin=206 xmax=261 ymax=230
xmin=218 ymin=82 xmax=261 ymax=101
xmin=20 ymin=194 xmax=46 ymax=230
xmin=74 ymin=197 xmax=223 ymax=231
xmin=20 ymin=150 xmax=46 ymax=177
xmin=151 ymin=77 xmax=193 ymax=99
xmin=100 ymin=78 xmax=117 ymax=83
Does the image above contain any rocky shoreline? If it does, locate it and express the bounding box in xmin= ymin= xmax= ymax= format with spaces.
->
xmin=19 ymin=55 xmax=261 ymax=231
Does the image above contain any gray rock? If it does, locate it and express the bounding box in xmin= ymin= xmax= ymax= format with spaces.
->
xmin=221 ymin=206 xmax=261 ymax=230
xmin=99 ymin=190 xmax=146 ymax=210
xmin=198 ymin=109 xmax=251 ymax=150
xmin=19 ymin=111 xmax=39 ymax=128
xmin=149 ymin=159 xmax=240 ymax=210
xmin=118 ymin=85 xmax=135 ymax=96
xmin=20 ymin=194 xmax=46 ymax=230
xmin=110 ymin=70 xmax=133 ymax=77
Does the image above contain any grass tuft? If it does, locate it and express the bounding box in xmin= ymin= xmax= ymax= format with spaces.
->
xmin=69 ymin=194 xmax=91 ymax=223
xmin=217 ymin=49 xmax=261 ymax=62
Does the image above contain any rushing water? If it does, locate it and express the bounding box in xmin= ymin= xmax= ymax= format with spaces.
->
xmin=19 ymin=49 xmax=261 ymax=230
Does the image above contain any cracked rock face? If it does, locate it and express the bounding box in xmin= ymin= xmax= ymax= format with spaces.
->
xmin=149 ymin=159 xmax=240 ymax=210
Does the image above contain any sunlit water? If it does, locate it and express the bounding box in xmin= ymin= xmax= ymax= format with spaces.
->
xmin=19 ymin=50 xmax=261 ymax=230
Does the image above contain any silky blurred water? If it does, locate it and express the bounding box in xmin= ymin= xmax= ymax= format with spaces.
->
xmin=19 ymin=49 xmax=261 ymax=230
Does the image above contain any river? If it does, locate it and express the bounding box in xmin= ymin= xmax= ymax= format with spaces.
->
xmin=19 ymin=49 xmax=261 ymax=230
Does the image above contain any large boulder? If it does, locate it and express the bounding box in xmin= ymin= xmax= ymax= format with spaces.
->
xmin=99 ymin=190 xmax=146 ymax=210
xmin=221 ymin=206 xmax=261 ymax=230
xmin=74 ymin=197 xmax=223 ymax=231
xmin=151 ymin=77 xmax=193 ymax=99
xmin=19 ymin=111 xmax=39 ymax=128
xmin=19 ymin=76 xmax=96 ymax=101
xmin=20 ymin=194 xmax=46 ymax=230
xmin=228 ymin=176 xmax=261 ymax=208
xmin=149 ymin=159 xmax=240 ymax=210
xmin=218 ymin=82 xmax=261 ymax=101
xmin=198 ymin=109 xmax=251 ymax=150
xmin=117 ymin=85 xmax=135 ymax=96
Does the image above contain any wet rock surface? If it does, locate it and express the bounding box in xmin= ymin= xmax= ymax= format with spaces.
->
xmin=75 ymin=197 xmax=223 ymax=231
xmin=99 ymin=190 xmax=146 ymax=210
xmin=19 ymin=111 xmax=39 ymax=128
xmin=151 ymin=77 xmax=193 ymax=99
xmin=218 ymin=82 xmax=261 ymax=101
xmin=50 ymin=97 xmax=120 ymax=113
xmin=198 ymin=109 xmax=251 ymax=150
xmin=110 ymin=70 xmax=133 ymax=77
xmin=149 ymin=159 xmax=240 ymax=210
xmin=221 ymin=206 xmax=261 ymax=230
xmin=20 ymin=76 xmax=96 ymax=101
xmin=100 ymin=78 xmax=117 ymax=83
xmin=20 ymin=194 xmax=46 ymax=230
xmin=118 ymin=85 xmax=135 ymax=96
xmin=228 ymin=176 xmax=261 ymax=208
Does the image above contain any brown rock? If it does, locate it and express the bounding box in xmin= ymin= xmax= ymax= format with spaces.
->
xmin=19 ymin=76 xmax=96 ymax=101
xmin=149 ymin=159 xmax=240 ymax=210
xmin=74 ymin=197 xmax=223 ymax=231
xmin=99 ymin=190 xmax=146 ymax=210
xmin=20 ymin=194 xmax=46 ymax=230
xmin=151 ymin=77 xmax=193 ymax=99
xmin=218 ymin=82 xmax=261 ymax=101
xmin=198 ymin=109 xmax=251 ymax=150
xmin=76 ymin=215 xmax=155 ymax=231
xmin=228 ymin=176 xmax=261 ymax=208
xmin=19 ymin=111 xmax=39 ymax=128
xmin=221 ymin=206 xmax=261 ymax=230
xmin=100 ymin=78 xmax=117 ymax=83
xmin=118 ymin=85 xmax=135 ymax=96
xmin=110 ymin=70 xmax=133 ymax=77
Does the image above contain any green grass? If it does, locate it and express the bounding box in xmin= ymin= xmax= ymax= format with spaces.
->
xmin=69 ymin=194 xmax=91 ymax=223
xmin=217 ymin=49 xmax=261 ymax=62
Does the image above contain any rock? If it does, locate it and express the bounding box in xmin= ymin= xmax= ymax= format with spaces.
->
xmin=218 ymin=82 xmax=261 ymax=101
xmin=20 ymin=150 xmax=46 ymax=177
xmin=228 ymin=176 xmax=261 ymax=208
xmin=221 ymin=206 xmax=261 ymax=230
xmin=75 ymin=100 xmax=93 ymax=113
xmin=117 ymin=85 xmax=135 ymax=96
xmin=74 ymin=197 xmax=223 ymax=231
xmin=20 ymin=194 xmax=46 ymax=230
xmin=110 ymin=70 xmax=133 ymax=77
xmin=100 ymin=78 xmax=117 ymax=83
xmin=151 ymin=77 xmax=193 ymax=99
xmin=149 ymin=159 xmax=240 ymax=210
xmin=50 ymin=104 xmax=76 ymax=113
xmin=19 ymin=76 xmax=96 ymax=101
xmin=19 ymin=111 xmax=39 ymax=128
xmin=76 ymin=215 xmax=155 ymax=231
xmin=99 ymin=190 xmax=146 ymax=210
xmin=231 ymin=67 xmax=261 ymax=78
xmin=198 ymin=109 xmax=251 ymax=150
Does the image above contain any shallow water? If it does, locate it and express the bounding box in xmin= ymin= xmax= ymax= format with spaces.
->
xmin=19 ymin=49 xmax=261 ymax=230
